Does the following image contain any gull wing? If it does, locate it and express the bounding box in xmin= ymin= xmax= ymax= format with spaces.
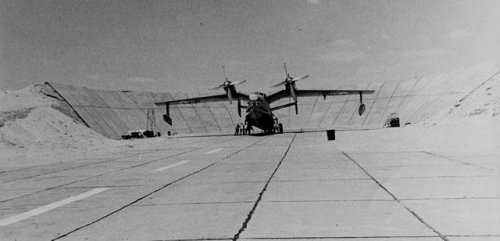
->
xmin=267 ymin=89 xmax=375 ymax=103
xmin=154 ymin=92 xmax=250 ymax=106
xmin=294 ymin=89 xmax=375 ymax=98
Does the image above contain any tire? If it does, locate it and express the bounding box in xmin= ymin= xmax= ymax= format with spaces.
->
xmin=278 ymin=123 xmax=283 ymax=134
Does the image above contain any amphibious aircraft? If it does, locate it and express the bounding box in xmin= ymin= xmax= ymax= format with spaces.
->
xmin=155 ymin=64 xmax=375 ymax=134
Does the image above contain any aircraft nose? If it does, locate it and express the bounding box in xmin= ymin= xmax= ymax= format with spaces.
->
xmin=246 ymin=109 xmax=258 ymax=123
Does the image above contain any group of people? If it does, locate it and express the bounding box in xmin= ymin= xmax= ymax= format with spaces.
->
xmin=234 ymin=122 xmax=253 ymax=135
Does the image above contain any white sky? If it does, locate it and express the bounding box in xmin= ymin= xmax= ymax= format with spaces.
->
xmin=1 ymin=0 xmax=499 ymax=93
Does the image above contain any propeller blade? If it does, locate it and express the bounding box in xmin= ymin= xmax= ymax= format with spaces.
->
xmin=228 ymin=89 xmax=233 ymax=104
xmin=292 ymin=75 xmax=309 ymax=82
xmin=272 ymin=81 xmax=286 ymax=88
xmin=290 ymin=87 xmax=297 ymax=101
xmin=284 ymin=62 xmax=289 ymax=76
xmin=211 ymin=84 xmax=225 ymax=90
xmin=222 ymin=65 xmax=228 ymax=80
xmin=295 ymin=102 xmax=298 ymax=115
xmin=237 ymin=100 xmax=242 ymax=117
xmin=230 ymin=79 xmax=246 ymax=86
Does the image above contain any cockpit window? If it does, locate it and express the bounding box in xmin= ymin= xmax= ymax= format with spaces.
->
xmin=248 ymin=92 xmax=265 ymax=107
xmin=249 ymin=101 xmax=261 ymax=107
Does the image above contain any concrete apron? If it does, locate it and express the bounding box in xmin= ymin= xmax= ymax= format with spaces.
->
xmin=0 ymin=132 xmax=498 ymax=240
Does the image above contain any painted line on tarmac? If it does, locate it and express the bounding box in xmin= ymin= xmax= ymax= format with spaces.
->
xmin=206 ymin=148 xmax=223 ymax=154
xmin=53 ymin=136 xmax=272 ymax=240
xmin=0 ymin=188 xmax=109 ymax=227
xmin=152 ymin=160 xmax=189 ymax=172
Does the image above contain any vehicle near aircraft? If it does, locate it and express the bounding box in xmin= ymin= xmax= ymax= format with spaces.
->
xmin=155 ymin=64 xmax=375 ymax=134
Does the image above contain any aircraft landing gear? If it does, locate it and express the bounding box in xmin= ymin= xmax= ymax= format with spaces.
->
xmin=272 ymin=117 xmax=284 ymax=134
xmin=245 ymin=122 xmax=253 ymax=135
xmin=270 ymin=123 xmax=284 ymax=134
xmin=273 ymin=123 xmax=283 ymax=134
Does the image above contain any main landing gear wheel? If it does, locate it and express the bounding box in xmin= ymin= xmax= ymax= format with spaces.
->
xmin=278 ymin=123 xmax=283 ymax=134
xmin=272 ymin=126 xmax=279 ymax=134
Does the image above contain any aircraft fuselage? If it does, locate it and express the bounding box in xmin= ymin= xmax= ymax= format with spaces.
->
xmin=244 ymin=92 xmax=276 ymax=131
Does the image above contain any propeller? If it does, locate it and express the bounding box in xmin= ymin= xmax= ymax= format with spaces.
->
xmin=272 ymin=63 xmax=309 ymax=101
xmin=211 ymin=79 xmax=246 ymax=90
xmin=211 ymin=66 xmax=246 ymax=104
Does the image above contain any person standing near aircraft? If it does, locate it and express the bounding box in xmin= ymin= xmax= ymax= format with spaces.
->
xmin=239 ymin=123 xmax=244 ymax=135
xmin=234 ymin=123 xmax=240 ymax=135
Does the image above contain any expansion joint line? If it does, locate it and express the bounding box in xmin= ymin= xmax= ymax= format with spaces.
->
xmin=51 ymin=164 xmax=216 ymax=241
xmin=341 ymin=152 xmax=449 ymax=241
xmin=52 ymin=136 xmax=271 ymax=241
xmin=302 ymin=96 xmax=319 ymax=129
xmin=422 ymin=151 xmax=491 ymax=170
xmin=233 ymin=134 xmax=298 ymax=241
xmin=1 ymin=137 xmax=237 ymax=203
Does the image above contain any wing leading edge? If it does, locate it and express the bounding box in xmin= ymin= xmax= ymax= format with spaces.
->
xmin=154 ymin=92 xmax=250 ymax=106
xmin=267 ymin=89 xmax=375 ymax=103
